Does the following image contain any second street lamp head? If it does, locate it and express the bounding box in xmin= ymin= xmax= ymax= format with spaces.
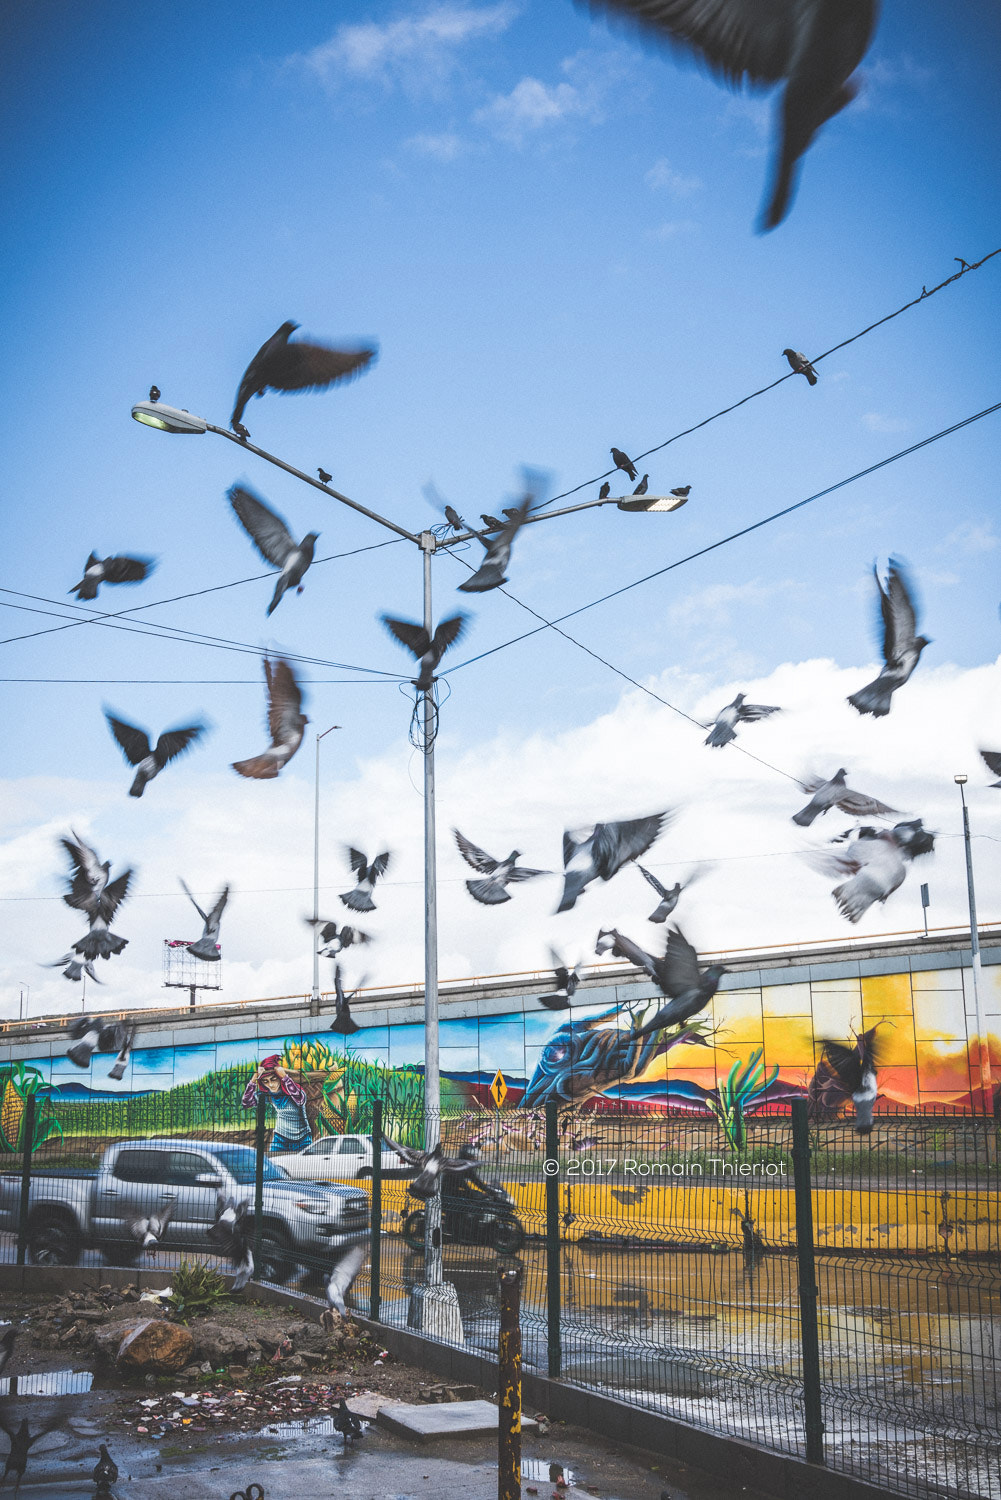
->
xmin=955 ymin=774 xmax=968 ymax=785
xmin=131 ymin=401 xmax=208 ymax=435
xmin=615 ymin=492 xmax=689 ymax=513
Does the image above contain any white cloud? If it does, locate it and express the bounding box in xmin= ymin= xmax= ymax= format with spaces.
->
xmin=943 ymin=520 xmax=1000 ymax=555
xmin=862 ymin=412 xmax=910 ymax=434
xmin=473 ymin=49 xmax=625 ymax=146
xmin=645 ymin=158 xmax=701 ymax=197
xmin=405 ymin=131 xmax=468 ymax=160
xmin=292 ymin=4 xmax=517 ymax=92
xmin=645 ymin=219 xmax=700 ymax=242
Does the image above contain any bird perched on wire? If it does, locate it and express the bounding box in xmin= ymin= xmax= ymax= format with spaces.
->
xmin=610 ymin=447 xmax=638 ymax=482
xmin=480 ymin=513 xmax=504 ymax=530
xmin=580 ymin=0 xmax=878 ymax=231
xmin=130 ymin=1203 xmax=173 ymax=1257
xmin=0 ymin=1406 xmax=64 ymax=1496
xmin=325 ymin=1242 xmax=367 ymax=1316
xmin=306 ymin=918 xmax=371 ymax=955
xmin=453 ymin=829 xmax=548 ymax=905
xmin=230 ymin=320 xmax=377 ymax=436
xmin=704 ymin=692 xmax=781 ymax=748
xmin=332 ymin=1397 xmax=364 ymax=1447
xmin=458 ymin=492 xmax=536 ymax=593
xmin=792 ymin=768 xmax=897 ymax=828
xmin=636 ymin=863 xmax=705 ymax=923
xmin=69 ymin=552 xmax=156 ymax=602
xmin=179 ymin=880 xmax=229 ymax=962
xmin=104 ymin=709 xmax=205 ymax=798
xmin=805 ymin=819 xmax=934 ymax=924
xmin=228 ymin=484 xmax=319 ymax=616
xmin=317 ymin=467 xmax=332 ymax=484
xmin=0 ymin=1329 xmax=16 ymax=1380
xmin=815 ymin=1028 xmax=882 ymax=1132
xmin=328 ymin=964 xmax=362 ymax=1036
xmin=783 ymin=348 xmax=818 ymax=384
xmin=383 ymin=1138 xmax=481 ymax=1200
xmin=92 ymin=1444 xmax=118 ymax=1492
xmin=232 ymin=657 xmax=307 ymax=779
xmin=595 ymin=925 xmax=727 ymax=1034
xmin=632 ymin=474 xmax=649 ymax=496
xmin=848 ymin=559 xmax=930 ymax=718
xmin=339 ymin=848 xmax=391 ymax=913
xmin=382 ymin=613 xmax=467 ymax=691
xmin=538 ymin=950 xmax=581 ymax=1010
xmin=980 ymin=749 xmax=1001 ymax=788
xmin=208 ymin=1196 xmax=254 ymax=1291
xmin=557 ymin=812 xmax=671 ymax=912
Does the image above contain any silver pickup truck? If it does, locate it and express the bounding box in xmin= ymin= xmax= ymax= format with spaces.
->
xmin=0 ymin=1137 xmax=369 ymax=1284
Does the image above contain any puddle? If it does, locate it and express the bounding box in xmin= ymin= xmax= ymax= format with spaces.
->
xmin=523 ymin=1458 xmax=577 ymax=1485
xmin=259 ymin=1416 xmax=369 ymax=1440
xmin=0 ymin=1369 xmax=93 ymax=1396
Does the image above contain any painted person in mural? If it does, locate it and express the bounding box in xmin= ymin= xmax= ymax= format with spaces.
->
xmin=242 ymin=1055 xmax=312 ymax=1153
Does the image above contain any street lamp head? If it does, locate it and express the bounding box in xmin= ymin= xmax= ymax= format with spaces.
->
xmin=131 ymin=401 xmax=208 ymax=435
xmin=955 ymin=774 xmax=968 ymax=785
xmin=615 ymin=493 xmax=689 ymax=513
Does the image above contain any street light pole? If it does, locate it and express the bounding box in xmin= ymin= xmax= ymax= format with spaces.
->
xmin=311 ymin=723 xmax=341 ymax=1014
xmin=955 ymin=776 xmax=993 ymax=1111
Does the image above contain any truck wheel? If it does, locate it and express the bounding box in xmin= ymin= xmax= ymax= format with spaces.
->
xmin=256 ymin=1228 xmax=294 ymax=1285
xmin=98 ymin=1241 xmax=141 ymax=1268
xmin=493 ymin=1215 xmax=525 ymax=1255
xmin=27 ymin=1211 xmax=82 ymax=1267
xmin=402 ymin=1210 xmax=426 ymax=1254
xmin=356 ymin=1167 xmax=372 ymax=1179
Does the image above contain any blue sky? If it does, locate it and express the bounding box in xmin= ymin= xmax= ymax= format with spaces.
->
xmin=1 ymin=2 xmax=999 ymax=1017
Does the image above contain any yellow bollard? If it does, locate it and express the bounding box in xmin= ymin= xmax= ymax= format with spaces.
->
xmin=498 ymin=1264 xmax=522 ymax=1500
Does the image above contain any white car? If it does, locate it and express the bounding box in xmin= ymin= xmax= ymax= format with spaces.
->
xmin=270 ymin=1133 xmax=407 ymax=1180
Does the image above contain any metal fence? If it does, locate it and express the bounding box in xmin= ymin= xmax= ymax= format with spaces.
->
xmin=1 ymin=1090 xmax=998 ymax=1499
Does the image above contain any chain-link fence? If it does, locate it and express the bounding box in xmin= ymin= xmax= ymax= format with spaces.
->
xmin=0 ymin=1090 xmax=997 ymax=1498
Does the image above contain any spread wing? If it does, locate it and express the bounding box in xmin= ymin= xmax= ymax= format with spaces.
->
xmin=101 ymin=555 xmax=155 ymax=584
xmin=229 ymin=485 xmax=297 ymax=568
xmin=97 ymin=872 xmax=132 ymax=921
xmin=382 ymin=617 xmax=430 ymax=659
xmin=591 ymin=813 xmax=669 ymax=879
xmin=454 ymin=829 xmax=497 ymax=873
xmin=637 ymin=863 xmax=668 ymax=898
xmin=981 ymin=749 xmax=1001 ymax=778
xmin=563 ymin=827 xmax=593 ymax=866
xmin=370 ymin=852 xmax=391 ymax=879
xmin=62 ymin=834 xmax=102 ymax=907
xmin=265 ymin=658 xmax=303 ymax=744
xmin=798 ymin=774 xmax=827 ymax=795
xmin=836 ymin=788 xmax=897 ymax=818
xmin=879 ymin=559 xmax=919 ymax=661
xmin=507 ymin=864 xmax=548 ymax=881
xmin=383 ymin=1135 xmax=425 ymax=1168
xmin=105 ymin=713 xmax=151 ymax=766
xmin=180 ymin=878 xmax=208 ymax=924
xmin=661 ymin=925 xmax=702 ymax=997
xmin=207 ymin=886 xmax=230 ymax=925
xmin=153 ymin=723 xmax=205 ymax=768
xmin=430 ymin=614 xmax=467 ymax=659
xmin=607 ymin=929 xmax=660 ymax=982
xmin=820 ymin=1038 xmax=864 ymax=1093
xmin=738 ymin=702 xmax=781 ymax=721
xmin=347 ymin=847 xmax=369 ymax=877
xmin=264 ymin=340 xmax=377 ymax=394
xmin=582 ymin=0 xmax=797 ymax=87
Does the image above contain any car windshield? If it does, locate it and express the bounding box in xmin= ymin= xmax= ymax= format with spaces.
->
xmin=209 ymin=1146 xmax=289 ymax=1184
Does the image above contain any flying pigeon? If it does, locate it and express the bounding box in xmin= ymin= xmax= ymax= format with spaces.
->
xmin=339 ymin=848 xmax=390 ymax=912
xmin=66 ymin=1016 xmax=131 ymax=1069
xmin=104 ymin=710 xmax=205 ymax=797
xmin=58 ymin=839 xmax=133 ymax=968
xmin=208 ymin=1196 xmax=254 ymax=1291
xmin=704 ymin=693 xmax=781 ymax=748
xmin=539 ymin=950 xmax=581 ymax=1010
xmin=817 ymin=1029 xmax=881 ymax=1132
xmin=806 ymin=819 xmax=934 ymax=923
xmin=980 ymin=750 xmax=1001 ymax=788
xmin=232 ymin=657 xmax=307 ymax=779
xmin=0 ymin=1407 xmax=65 ymax=1496
xmin=632 ymin=475 xmax=649 ymax=495
xmin=0 ymin=1329 xmax=16 ymax=1380
xmin=60 ymin=831 xmax=110 ymax=915
xmin=848 ymin=559 xmax=930 ymax=717
xmin=453 ymin=829 xmax=548 ymax=905
xmin=610 ymin=447 xmax=638 ymax=482
xmin=382 ymin=613 xmax=467 ymax=691
xmin=92 ymin=1445 xmax=119 ymax=1491
xmin=328 ymin=964 xmax=362 ymax=1035
xmin=179 ymin=880 xmax=229 ymax=961
xmin=317 ymin=467 xmax=332 ymax=484
xmin=148 ymin=385 xmax=160 ymax=403
xmin=458 ymin=493 xmax=536 ymax=593
xmin=228 ymin=484 xmax=318 ymax=616
xmin=106 ymin=1023 xmax=136 ymax=1082
xmin=70 ymin=882 xmax=132 ymax=964
xmin=792 ymin=769 xmax=897 ymax=827
xmin=307 ymin=918 xmax=371 ymax=955
xmin=557 ymin=812 xmax=670 ymax=912
xmin=390 ymin=1139 xmax=482 ymax=1200
xmin=581 ymin=0 xmax=878 ymax=230
xmin=326 ymin=1241 xmax=367 ymax=1316
xmin=130 ymin=1202 xmax=173 ymax=1256
xmin=47 ymin=954 xmax=101 ymax=985
xmin=597 ymin=925 xmax=727 ymax=1035
xmin=70 ymin=553 xmax=155 ymax=602
xmin=784 ymin=348 xmax=818 ymax=384
xmin=230 ymin=320 xmax=377 ymax=435
xmin=332 ymin=1398 xmax=364 ymax=1447
xmin=636 ymin=862 xmax=705 ymax=922
xmin=670 ymin=485 xmax=691 ymax=499
xmin=598 ymin=482 xmax=610 ymax=499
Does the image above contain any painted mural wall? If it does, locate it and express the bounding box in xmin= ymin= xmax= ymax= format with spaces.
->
xmin=0 ymin=953 xmax=998 ymax=1154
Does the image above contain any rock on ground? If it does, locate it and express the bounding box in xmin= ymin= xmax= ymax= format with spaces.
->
xmin=117 ymin=1319 xmax=195 ymax=1374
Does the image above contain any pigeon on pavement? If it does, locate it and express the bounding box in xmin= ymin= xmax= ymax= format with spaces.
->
xmin=105 ymin=711 xmax=205 ymax=797
xmin=382 ymin=614 xmax=467 ymax=691
xmin=332 ymin=1398 xmax=364 ymax=1446
xmin=458 ymin=493 xmax=536 ymax=593
xmin=180 ymin=880 xmax=229 ymax=961
xmin=980 ymin=749 xmax=1001 ymax=788
xmin=131 ymin=1203 xmax=173 ymax=1256
xmin=558 ymin=812 xmax=670 ymax=912
xmin=805 ymin=819 xmax=934 ymax=923
xmin=848 ymin=559 xmax=930 ymax=717
xmin=792 ymin=769 xmax=897 ymax=827
xmin=92 ymin=1445 xmax=119 ymax=1491
xmin=705 ymin=693 xmax=781 ymax=747
xmin=232 ymin=657 xmax=307 ymax=779
xmin=208 ymin=1196 xmax=254 ymax=1291
xmin=230 ymin=321 xmax=377 ymax=436
xmin=228 ymin=484 xmax=318 ymax=616
xmin=596 ymin=925 xmax=727 ymax=1034
xmin=70 ymin=553 xmax=155 ymax=602
xmin=817 ymin=1029 xmax=882 ymax=1132
xmin=339 ymin=849 xmax=390 ymax=912
xmin=784 ymin=348 xmax=818 ymax=384
xmin=326 ymin=1242 xmax=367 ymax=1316
xmin=610 ymin=448 xmax=638 ymax=482
xmin=636 ymin=863 xmax=705 ymax=923
xmin=581 ymin=0 xmax=878 ymax=230
xmin=539 ymin=950 xmax=582 ymax=1010
xmin=454 ymin=829 xmax=548 ymax=904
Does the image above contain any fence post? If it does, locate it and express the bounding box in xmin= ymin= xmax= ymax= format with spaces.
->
xmin=369 ymin=1099 xmax=383 ymax=1322
xmin=544 ymin=1100 xmax=562 ymax=1378
xmin=16 ymin=1094 xmax=36 ymax=1268
xmin=791 ymin=1099 xmax=824 ymax=1464
xmin=498 ymin=1264 xmax=522 ymax=1500
xmin=253 ymin=1092 xmax=266 ymax=1273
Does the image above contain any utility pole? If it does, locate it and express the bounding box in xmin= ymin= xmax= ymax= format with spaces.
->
xmin=955 ymin=776 xmax=993 ymax=1110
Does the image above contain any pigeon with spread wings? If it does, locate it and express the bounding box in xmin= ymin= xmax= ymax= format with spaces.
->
xmin=340 ymin=849 xmax=390 ymax=913
xmin=595 ymin=925 xmax=727 ymax=1034
xmin=792 ymin=769 xmax=897 ymax=828
xmin=816 ymin=1029 xmax=882 ymax=1132
xmin=636 ymin=862 xmax=706 ymax=922
xmin=704 ymin=693 xmax=781 ymax=748
xmin=105 ymin=711 xmax=205 ymax=798
xmin=382 ymin=1138 xmax=481 ymax=1200
xmin=557 ymin=812 xmax=670 ymax=912
xmin=539 ymin=950 xmax=582 ymax=1010
xmin=382 ymin=613 xmax=467 ymax=691
xmin=457 ymin=493 xmax=536 ymax=594
xmin=848 ymin=559 xmax=930 ymax=718
xmin=805 ymin=819 xmax=934 ymax=924
xmin=180 ymin=880 xmax=229 ymax=962
xmin=70 ymin=552 xmax=155 ymax=602
xmin=228 ymin=484 xmax=318 ymax=616
xmin=232 ymin=657 xmax=307 ymax=779
xmin=0 ymin=1404 xmax=67 ymax=1496
xmin=131 ymin=1202 xmax=173 ymax=1257
xmin=453 ymin=829 xmax=548 ymax=905
xmin=230 ymin=320 xmax=377 ymax=436
xmin=208 ymin=1196 xmax=254 ymax=1291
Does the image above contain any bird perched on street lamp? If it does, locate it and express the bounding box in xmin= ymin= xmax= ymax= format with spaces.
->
xmin=228 ymin=484 xmax=319 ymax=616
xmin=230 ymin=320 xmax=377 ymax=436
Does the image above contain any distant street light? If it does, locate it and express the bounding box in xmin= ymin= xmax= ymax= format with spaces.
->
xmin=312 ymin=723 xmax=341 ymax=1013
xmin=955 ymin=775 xmax=993 ymax=1110
xmin=132 ymin=395 xmax=686 ymax=1333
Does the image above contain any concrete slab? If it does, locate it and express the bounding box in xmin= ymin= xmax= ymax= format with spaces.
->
xmin=377 ymin=1398 xmax=538 ymax=1443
